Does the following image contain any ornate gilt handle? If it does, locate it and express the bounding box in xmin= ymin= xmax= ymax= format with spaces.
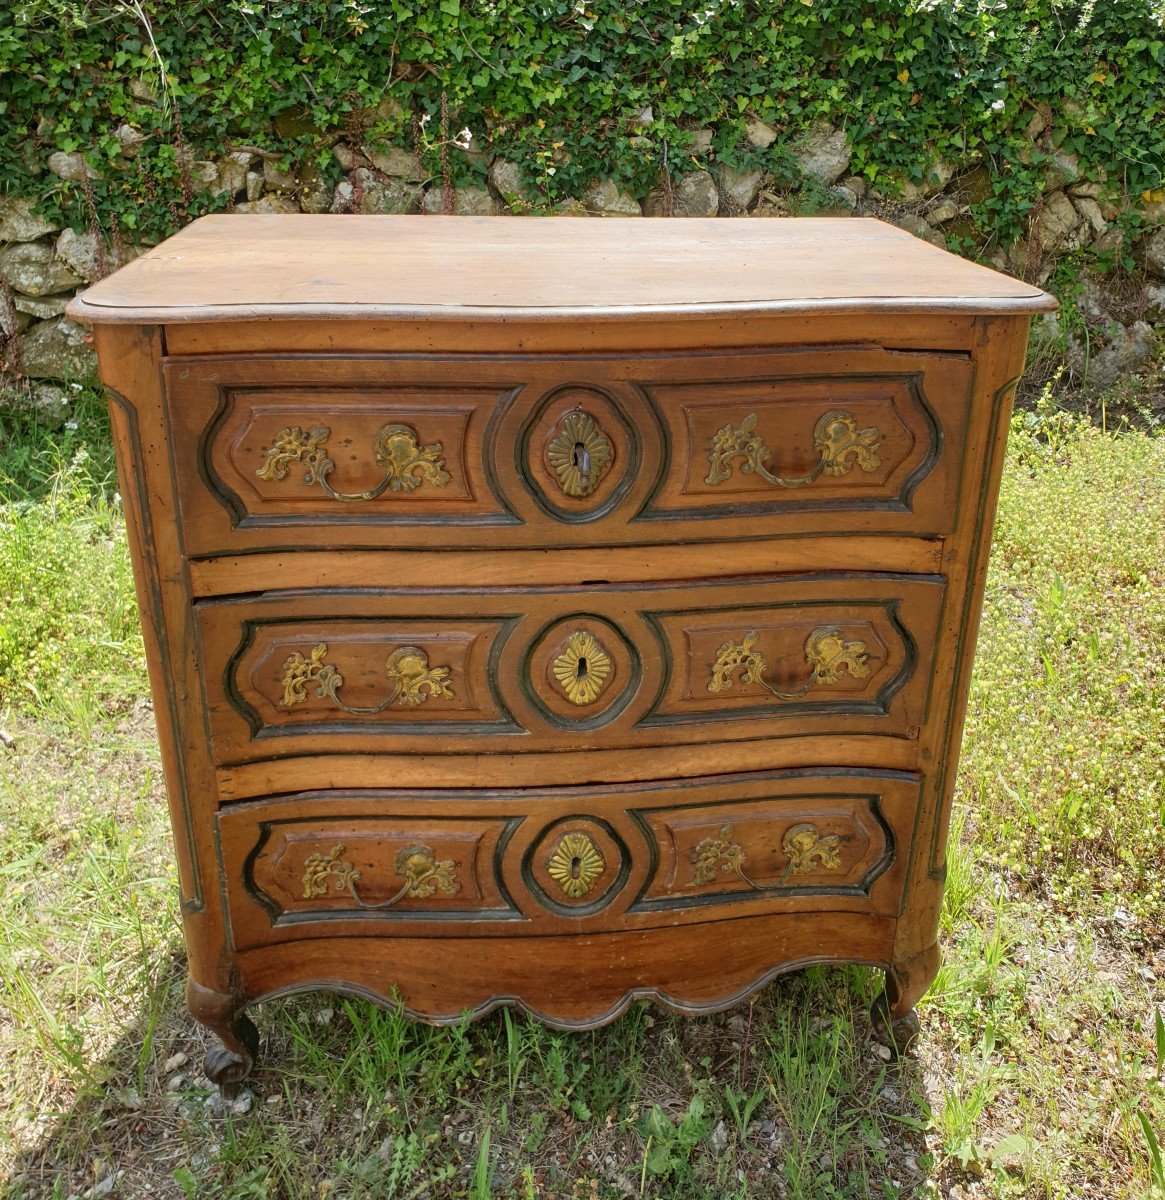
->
xmin=256 ymin=423 xmax=451 ymax=501
xmin=708 ymin=625 xmax=869 ymax=701
xmin=691 ymin=822 xmax=841 ymax=891
xmin=301 ymin=843 xmax=461 ymax=910
xmin=279 ymin=643 xmax=453 ymax=712
xmin=706 ymin=409 xmax=882 ymax=488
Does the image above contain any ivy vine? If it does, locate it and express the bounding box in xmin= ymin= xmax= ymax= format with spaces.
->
xmin=0 ymin=0 xmax=1162 ymax=247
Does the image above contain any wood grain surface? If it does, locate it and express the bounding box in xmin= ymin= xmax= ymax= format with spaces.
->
xmin=67 ymin=215 xmax=1056 ymax=325
xmin=234 ymin=911 xmax=899 ymax=1030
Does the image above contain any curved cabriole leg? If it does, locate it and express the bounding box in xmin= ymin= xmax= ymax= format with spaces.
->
xmin=871 ymin=942 xmax=939 ymax=1057
xmin=186 ymin=978 xmax=259 ymax=1098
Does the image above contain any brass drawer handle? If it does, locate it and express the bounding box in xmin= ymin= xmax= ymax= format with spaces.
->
xmin=705 ymin=409 xmax=882 ymax=488
xmin=301 ymin=842 xmax=461 ymax=909
xmin=257 ymin=423 xmax=451 ymax=501
xmin=708 ymin=625 xmax=869 ymax=700
xmin=690 ymin=821 xmax=841 ymax=890
xmin=279 ymin=643 xmax=453 ymax=712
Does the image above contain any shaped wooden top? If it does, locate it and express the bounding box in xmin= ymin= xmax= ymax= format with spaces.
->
xmin=67 ymin=214 xmax=1055 ymax=325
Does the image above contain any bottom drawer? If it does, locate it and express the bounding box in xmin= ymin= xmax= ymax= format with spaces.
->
xmin=219 ymin=769 xmax=919 ymax=950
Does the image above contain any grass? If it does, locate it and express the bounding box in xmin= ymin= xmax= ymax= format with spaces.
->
xmin=1 ymin=385 xmax=1163 ymax=1199
xmin=0 ymin=389 xmax=142 ymax=734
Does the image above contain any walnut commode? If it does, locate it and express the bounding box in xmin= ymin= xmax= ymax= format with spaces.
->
xmin=69 ymin=215 xmax=1054 ymax=1094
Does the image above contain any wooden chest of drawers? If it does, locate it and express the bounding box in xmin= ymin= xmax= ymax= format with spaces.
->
xmin=70 ymin=215 xmax=1054 ymax=1093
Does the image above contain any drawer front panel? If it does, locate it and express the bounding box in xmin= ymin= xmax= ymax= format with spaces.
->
xmin=197 ymin=574 xmax=944 ymax=763
xmin=166 ymin=347 xmax=972 ymax=554
xmin=195 ymin=384 xmax=515 ymax=527
xmin=630 ymin=795 xmax=890 ymax=911
xmin=226 ymin=811 xmax=519 ymax=945
xmin=216 ymin=616 xmax=522 ymax=737
xmin=218 ymin=770 xmax=918 ymax=947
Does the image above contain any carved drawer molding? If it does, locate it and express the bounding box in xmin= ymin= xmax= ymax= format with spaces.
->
xmin=222 ymin=804 xmax=520 ymax=947
xmin=218 ymin=772 xmax=919 ymax=950
xmin=162 ymin=346 xmax=976 ymax=556
xmin=196 ymin=575 xmax=944 ymax=766
xmin=631 ymin=790 xmax=899 ymax=913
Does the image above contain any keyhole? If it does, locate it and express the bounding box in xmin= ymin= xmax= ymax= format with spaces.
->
xmin=572 ymin=441 xmax=591 ymax=486
xmin=575 ymin=656 xmax=589 ymax=680
xmin=570 ymin=856 xmax=583 ymax=877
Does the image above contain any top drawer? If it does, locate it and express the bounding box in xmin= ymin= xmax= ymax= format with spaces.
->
xmin=164 ymin=346 xmax=973 ymax=556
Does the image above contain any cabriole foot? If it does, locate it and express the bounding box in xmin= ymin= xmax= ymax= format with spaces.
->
xmin=870 ymin=991 xmax=922 ymax=1057
xmin=186 ymin=978 xmax=259 ymax=1099
xmin=871 ymin=941 xmax=939 ymax=1057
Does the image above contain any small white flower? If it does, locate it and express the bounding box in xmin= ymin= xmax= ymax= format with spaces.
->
xmin=65 ymin=420 xmax=79 ymax=430
xmin=991 ymin=99 xmax=1005 ymax=111
xmin=546 ymin=166 xmax=556 ymax=175
xmin=419 ymin=112 xmax=431 ymax=127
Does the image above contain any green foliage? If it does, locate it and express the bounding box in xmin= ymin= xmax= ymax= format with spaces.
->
xmin=1 ymin=1 xmax=1163 ymax=245
xmin=0 ymin=386 xmax=143 ymax=726
xmin=639 ymin=1092 xmax=713 ymax=1182
xmin=967 ymin=392 xmax=1165 ymax=916
xmin=1143 ymin=1107 xmax=1165 ymax=1196
xmin=0 ymin=384 xmax=117 ymax=501
xmin=0 ymin=466 xmax=143 ymax=726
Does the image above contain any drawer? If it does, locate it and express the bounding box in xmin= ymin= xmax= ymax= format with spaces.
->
xmin=218 ymin=769 xmax=919 ymax=948
xmin=165 ymin=346 xmax=973 ymax=555
xmin=197 ymin=573 xmax=945 ymax=763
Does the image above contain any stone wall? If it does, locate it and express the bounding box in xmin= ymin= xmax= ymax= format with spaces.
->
xmin=3 ymin=115 xmax=1165 ymax=422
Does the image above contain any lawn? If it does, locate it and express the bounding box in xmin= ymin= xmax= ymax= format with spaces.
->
xmin=1 ymin=386 xmax=1163 ymax=1200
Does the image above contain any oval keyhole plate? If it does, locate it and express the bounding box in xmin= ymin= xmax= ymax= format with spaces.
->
xmin=545 ymin=411 xmax=613 ymax=501
xmin=550 ymin=631 xmax=612 ymax=705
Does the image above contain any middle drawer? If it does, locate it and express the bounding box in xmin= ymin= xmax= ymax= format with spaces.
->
xmin=198 ymin=573 xmax=944 ymax=764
